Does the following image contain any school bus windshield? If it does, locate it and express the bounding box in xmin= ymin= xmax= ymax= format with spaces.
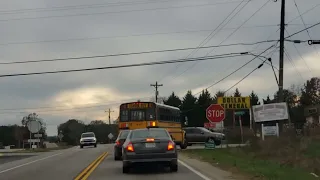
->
xmin=119 ymin=102 xmax=156 ymax=122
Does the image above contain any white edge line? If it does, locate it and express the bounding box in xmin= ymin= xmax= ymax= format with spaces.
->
xmin=0 ymin=152 xmax=63 ymax=174
xmin=178 ymin=159 xmax=212 ymax=180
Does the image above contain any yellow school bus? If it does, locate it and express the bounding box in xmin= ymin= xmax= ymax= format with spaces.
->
xmin=118 ymin=101 xmax=187 ymax=149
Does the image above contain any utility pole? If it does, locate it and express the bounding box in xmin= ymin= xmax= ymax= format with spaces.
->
xmin=278 ymin=0 xmax=285 ymax=103
xmin=150 ymin=81 xmax=163 ymax=103
xmin=105 ymin=108 xmax=114 ymax=124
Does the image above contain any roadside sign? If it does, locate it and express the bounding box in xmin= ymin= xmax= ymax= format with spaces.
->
xmin=108 ymin=133 xmax=114 ymax=139
xmin=204 ymin=139 xmax=215 ymax=149
xmin=234 ymin=111 xmax=245 ymax=116
xmin=28 ymin=139 xmax=40 ymax=143
xmin=217 ymin=96 xmax=251 ymax=109
xmin=206 ymin=104 xmax=225 ymax=123
xmin=27 ymin=120 xmax=41 ymax=133
xmin=34 ymin=134 xmax=42 ymax=138
xmin=204 ymin=123 xmax=216 ymax=128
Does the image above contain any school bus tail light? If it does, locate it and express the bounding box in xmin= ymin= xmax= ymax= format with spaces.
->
xmin=147 ymin=121 xmax=156 ymax=127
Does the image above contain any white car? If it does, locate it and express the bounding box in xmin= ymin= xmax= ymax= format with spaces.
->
xmin=80 ymin=132 xmax=97 ymax=148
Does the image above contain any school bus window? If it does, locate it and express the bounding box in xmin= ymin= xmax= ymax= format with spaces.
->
xmin=146 ymin=108 xmax=155 ymax=121
xmin=120 ymin=110 xmax=129 ymax=122
xmin=130 ymin=110 xmax=145 ymax=121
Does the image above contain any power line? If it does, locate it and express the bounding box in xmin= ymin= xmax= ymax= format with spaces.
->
xmin=223 ymin=47 xmax=276 ymax=94
xmin=211 ymin=0 xmax=270 ymax=54
xmin=255 ymin=1 xmax=320 ymax=55
xmin=0 ymin=53 xmax=247 ymax=78
xmin=223 ymin=61 xmax=265 ymax=93
xmin=178 ymin=0 xmax=270 ymax=80
xmin=283 ymin=47 xmax=304 ymax=81
xmin=193 ymin=44 xmax=275 ymax=96
xmin=0 ymin=40 xmax=276 ymax=65
xmin=0 ymin=0 xmax=183 ymax=14
xmin=157 ymin=0 xmax=249 ymax=82
xmin=293 ymin=0 xmax=320 ymax=72
xmin=0 ymin=96 xmax=153 ymax=113
xmin=285 ymin=29 xmax=314 ymax=77
xmin=168 ymin=0 xmax=252 ymax=81
xmin=293 ymin=0 xmax=312 ymax=40
xmin=0 ymin=1 xmax=245 ymax=22
xmin=287 ymin=2 xmax=320 ymax=24
xmin=285 ymin=21 xmax=320 ymax=39
xmin=191 ymin=46 xmax=278 ymax=94
xmin=0 ymin=25 xmax=278 ymax=47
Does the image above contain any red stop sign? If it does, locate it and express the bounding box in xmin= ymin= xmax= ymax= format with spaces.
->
xmin=206 ymin=104 xmax=225 ymax=123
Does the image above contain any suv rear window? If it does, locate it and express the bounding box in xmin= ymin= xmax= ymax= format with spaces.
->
xmin=131 ymin=129 xmax=169 ymax=139
xmin=81 ymin=133 xmax=95 ymax=138
xmin=119 ymin=131 xmax=129 ymax=139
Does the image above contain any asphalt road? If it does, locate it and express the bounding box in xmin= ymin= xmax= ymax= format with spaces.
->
xmin=0 ymin=144 xmax=218 ymax=180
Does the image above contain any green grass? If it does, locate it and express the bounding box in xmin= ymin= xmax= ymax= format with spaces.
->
xmin=181 ymin=149 xmax=318 ymax=180
xmin=305 ymin=141 xmax=320 ymax=158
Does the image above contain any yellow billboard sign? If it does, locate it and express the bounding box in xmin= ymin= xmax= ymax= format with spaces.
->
xmin=217 ymin=97 xmax=251 ymax=109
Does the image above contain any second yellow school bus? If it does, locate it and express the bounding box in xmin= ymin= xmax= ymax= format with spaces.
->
xmin=118 ymin=101 xmax=187 ymax=149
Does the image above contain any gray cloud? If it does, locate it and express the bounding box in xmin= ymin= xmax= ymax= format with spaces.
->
xmin=0 ymin=0 xmax=319 ymax=135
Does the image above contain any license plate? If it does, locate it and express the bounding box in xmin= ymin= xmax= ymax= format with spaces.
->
xmin=145 ymin=143 xmax=156 ymax=148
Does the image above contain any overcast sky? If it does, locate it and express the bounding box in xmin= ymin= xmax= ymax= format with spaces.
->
xmin=0 ymin=0 xmax=319 ymax=135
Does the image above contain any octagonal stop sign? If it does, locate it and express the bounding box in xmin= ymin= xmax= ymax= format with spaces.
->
xmin=206 ymin=104 xmax=225 ymax=123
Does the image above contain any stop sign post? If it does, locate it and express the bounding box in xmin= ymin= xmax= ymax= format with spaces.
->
xmin=206 ymin=104 xmax=225 ymax=123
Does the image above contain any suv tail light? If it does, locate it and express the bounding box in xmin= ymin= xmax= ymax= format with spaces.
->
xmin=126 ymin=142 xmax=134 ymax=152
xmin=115 ymin=140 xmax=120 ymax=146
xmin=167 ymin=140 xmax=175 ymax=151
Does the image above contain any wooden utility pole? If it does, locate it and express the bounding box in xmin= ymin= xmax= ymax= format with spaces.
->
xmin=105 ymin=108 xmax=114 ymax=124
xmin=150 ymin=81 xmax=163 ymax=103
xmin=278 ymin=0 xmax=285 ymax=103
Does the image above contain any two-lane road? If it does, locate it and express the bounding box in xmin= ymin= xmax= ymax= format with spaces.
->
xmin=0 ymin=144 xmax=212 ymax=180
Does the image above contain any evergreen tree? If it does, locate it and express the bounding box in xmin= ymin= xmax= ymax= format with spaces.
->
xmin=163 ymin=92 xmax=182 ymax=108
xmin=197 ymin=89 xmax=212 ymax=107
xmin=263 ymin=95 xmax=274 ymax=104
xmin=249 ymin=91 xmax=260 ymax=105
xmin=300 ymin=77 xmax=320 ymax=106
xmin=197 ymin=90 xmax=213 ymax=126
xmin=180 ymin=90 xmax=197 ymax=127
xmin=274 ymin=89 xmax=297 ymax=107
xmin=233 ymin=88 xmax=241 ymax=97
xmin=212 ymin=90 xmax=225 ymax=103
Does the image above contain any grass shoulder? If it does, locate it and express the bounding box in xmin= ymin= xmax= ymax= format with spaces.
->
xmin=181 ymin=148 xmax=318 ymax=180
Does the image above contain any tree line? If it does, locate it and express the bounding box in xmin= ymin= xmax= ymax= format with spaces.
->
xmin=162 ymin=77 xmax=320 ymax=128
xmin=57 ymin=119 xmax=118 ymax=145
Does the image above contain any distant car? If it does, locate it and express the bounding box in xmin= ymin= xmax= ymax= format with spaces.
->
xmin=122 ymin=128 xmax=178 ymax=173
xmin=80 ymin=132 xmax=97 ymax=148
xmin=183 ymin=127 xmax=225 ymax=146
xmin=114 ymin=130 xmax=130 ymax=160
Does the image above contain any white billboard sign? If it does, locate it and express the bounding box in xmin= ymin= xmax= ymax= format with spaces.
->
xmin=252 ymin=102 xmax=288 ymax=122
xmin=261 ymin=123 xmax=279 ymax=140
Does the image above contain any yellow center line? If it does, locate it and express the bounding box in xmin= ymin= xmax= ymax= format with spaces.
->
xmin=74 ymin=152 xmax=108 ymax=180
xmin=81 ymin=152 xmax=108 ymax=179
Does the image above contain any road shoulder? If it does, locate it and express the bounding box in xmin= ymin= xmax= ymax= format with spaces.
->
xmin=178 ymin=153 xmax=242 ymax=180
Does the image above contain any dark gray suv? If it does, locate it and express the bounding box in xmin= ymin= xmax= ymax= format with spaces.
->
xmin=183 ymin=127 xmax=225 ymax=146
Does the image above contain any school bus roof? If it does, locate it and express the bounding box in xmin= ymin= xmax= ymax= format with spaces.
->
xmin=120 ymin=101 xmax=180 ymax=111
xmin=154 ymin=102 xmax=180 ymax=111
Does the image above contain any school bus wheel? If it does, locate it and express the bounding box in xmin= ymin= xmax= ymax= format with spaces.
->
xmin=180 ymin=139 xmax=188 ymax=149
